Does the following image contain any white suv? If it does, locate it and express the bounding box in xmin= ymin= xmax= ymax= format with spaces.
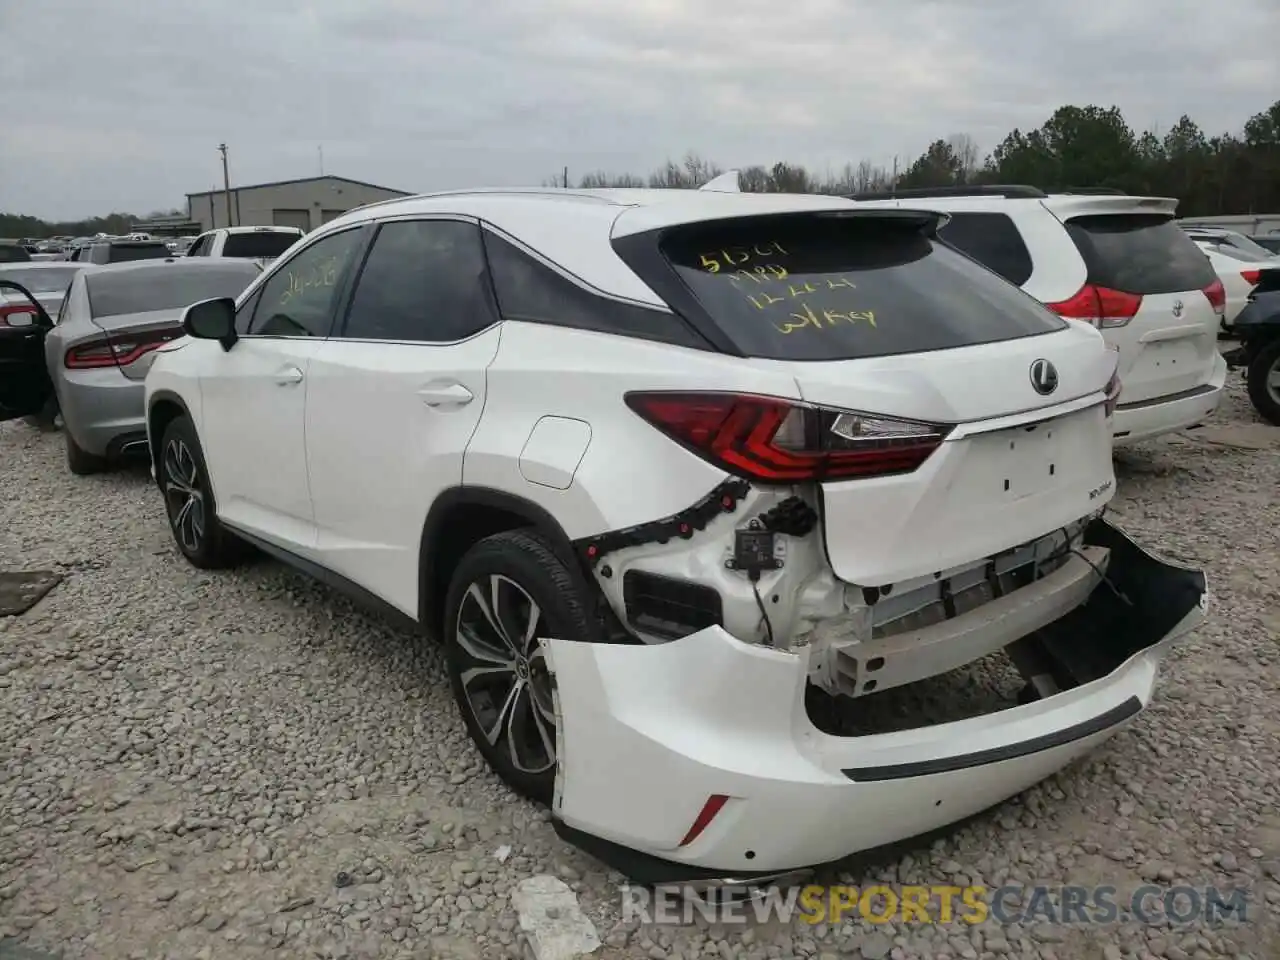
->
xmin=141 ymin=187 xmax=1206 ymax=886
xmin=849 ymin=186 xmax=1228 ymax=446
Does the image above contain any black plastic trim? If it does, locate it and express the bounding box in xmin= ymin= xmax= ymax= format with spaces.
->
xmin=847 ymin=185 xmax=1048 ymax=201
xmin=1116 ymin=383 xmax=1217 ymax=411
xmin=841 ymin=695 xmax=1142 ymax=782
xmin=572 ymin=477 xmax=750 ymax=569
xmin=145 ymin=389 xmax=194 ymax=477
xmin=418 ymin=486 xmax=581 ymax=633
xmin=221 ymin=520 xmax=421 ymax=635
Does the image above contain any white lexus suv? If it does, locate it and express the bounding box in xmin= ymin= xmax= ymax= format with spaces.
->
xmin=848 ymin=186 xmax=1228 ymax=446
xmin=143 ymin=185 xmax=1207 ymax=886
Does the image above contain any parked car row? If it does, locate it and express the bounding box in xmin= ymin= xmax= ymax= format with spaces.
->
xmin=0 ymin=183 xmax=1217 ymax=886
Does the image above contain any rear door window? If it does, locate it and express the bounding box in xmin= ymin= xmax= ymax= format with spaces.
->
xmin=1064 ymin=214 xmax=1216 ymax=294
xmin=936 ymin=212 xmax=1034 ymax=286
xmin=105 ymin=243 xmax=171 ymax=263
xmin=222 ymin=231 xmax=300 ymax=259
xmin=657 ymin=214 xmax=1065 ymax=361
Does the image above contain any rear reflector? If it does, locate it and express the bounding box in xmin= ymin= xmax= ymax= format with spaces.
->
xmin=679 ymin=794 xmax=729 ymax=847
xmin=1104 ymin=348 xmax=1122 ymax=417
xmin=1203 ymin=278 xmax=1226 ymax=317
xmin=64 ymin=328 xmax=182 ymax=369
xmin=1046 ymin=284 xmax=1142 ymax=328
xmin=625 ymin=392 xmax=951 ymax=483
xmin=1241 ymin=270 xmax=1261 ymax=287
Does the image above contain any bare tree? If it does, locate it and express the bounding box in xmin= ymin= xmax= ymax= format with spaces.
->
xmin=948 ymin=133 xmax=980 ymax=183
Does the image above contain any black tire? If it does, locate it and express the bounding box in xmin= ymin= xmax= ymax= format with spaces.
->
xmin=158 ymin=415 xmax=247 ymax=569
xmin=65 ymin=430 xmax=107 ymax=475
xmin=1246 ymin=338 xmax=1280 ymax=426
xmin=443 ymin=529 xmax=600 ymax=804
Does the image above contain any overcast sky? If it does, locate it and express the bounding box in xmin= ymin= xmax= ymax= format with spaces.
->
xmin=3 ymin=0 xmax=1277 ymax=220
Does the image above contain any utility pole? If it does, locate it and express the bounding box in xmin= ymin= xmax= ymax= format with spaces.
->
xmin=563 ymin=166 xmax=569 ymax=189
xmin=218 ymin=143 xmax=233 ymax=227
xmin=892 ymin=155 xmax=899 ymax=193
xmin=318 ymin=144 xmax=324 ymax=176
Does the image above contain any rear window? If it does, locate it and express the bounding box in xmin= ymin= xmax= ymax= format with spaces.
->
xmin=658 ymin=214 xmax=1065 ymax=361
xmin=87 ymin=263 xmax=261 ymax=319
xmin=936 ymin=212 xmax=1034 ymax=286
xmin=1065 ymin=214 xmax=1216 ymax=294
xmin=105 ymin=243 xmax=172 ymax=263
xmin=0 ymin=266 xmax=80 ymax=293
xmin=222 ymin=231 xmax=300 ymax=259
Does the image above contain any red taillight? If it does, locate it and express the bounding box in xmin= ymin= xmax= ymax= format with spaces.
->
xmin=1241 ymin=270 xmax=1261 ymax=287
xmin=1046 ymin=284 xmax=1142 ymax=328
xmin=679 ymin=794 xmax=729 ymax=847
xmin=0 ymin=303 xmax=39 ymax=326
xmin=1203 ymin=278 xmax=1227 ymax=317
xmin=625 ymin=392 xmax=951 ymax=483
xmin=64 ymin=329 xmax=180 ymax=369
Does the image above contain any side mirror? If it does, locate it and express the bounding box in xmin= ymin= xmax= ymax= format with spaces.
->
xmin=0 ymin=280 xmax=53 ymax=328
xmin=182 ymin=297 xmax=237 ymax=350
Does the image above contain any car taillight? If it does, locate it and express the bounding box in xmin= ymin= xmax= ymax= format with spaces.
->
xmin=1202 ymin=278 xmax=1226 ymax=316
xmin=0 ymin=303 xmax=39 ymax=326
xmin=64 ymin=328 xmax=181 ymax=369
xmin=624 ymin=391 xmax=952 ymax=483
xmin=1046 ymin=284 xmax=1142 ymax=328
xmin=1241 ymin=270 xmax=1261 ymax=287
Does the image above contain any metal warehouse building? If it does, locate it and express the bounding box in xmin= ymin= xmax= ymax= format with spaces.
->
xmin=186 ymin=175 xmax=412 ymax=233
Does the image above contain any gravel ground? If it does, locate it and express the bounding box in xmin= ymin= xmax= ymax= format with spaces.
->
xmin=1 ymin=376 xmax=1278 ymax=960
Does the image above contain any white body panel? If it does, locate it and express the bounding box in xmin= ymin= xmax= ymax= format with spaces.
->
xmin=1198 ymin=245 xmax=1269 ymax=326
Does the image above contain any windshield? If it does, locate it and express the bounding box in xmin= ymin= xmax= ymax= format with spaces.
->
xmin=222 ymin=232 xmax=300 ymax=259
xmin=658 ymin=213 xmax=1066 ymax=361
xmin=0 ymin=266 xmax=81 ymax=294
xmin=105 ymin=243 xmax=172 ymax=263
xmin=86 ymin=263 xmax=261 ymax=319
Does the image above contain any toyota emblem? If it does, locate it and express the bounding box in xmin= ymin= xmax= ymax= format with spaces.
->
xmin=1029 ymin=359 xmax=1059 ymax=396
xmin=1172 ymin=299 xmax=1184 ymax=318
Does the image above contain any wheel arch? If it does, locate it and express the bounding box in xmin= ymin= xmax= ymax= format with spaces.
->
xmin=418 ymin=486 xmax=580 ymax=638
xmin=147 ymin=390 xmax=193 ymax=481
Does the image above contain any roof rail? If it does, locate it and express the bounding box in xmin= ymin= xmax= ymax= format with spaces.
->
xmin=846 ymin=184 xmax=1047 ymax=201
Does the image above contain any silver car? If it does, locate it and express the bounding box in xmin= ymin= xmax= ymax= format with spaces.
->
xmin=0 ymin=258 xmax=262 ymax=474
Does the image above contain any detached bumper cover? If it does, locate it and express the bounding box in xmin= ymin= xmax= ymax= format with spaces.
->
xmin=544 ymin=519 xmax=1207 ymax=884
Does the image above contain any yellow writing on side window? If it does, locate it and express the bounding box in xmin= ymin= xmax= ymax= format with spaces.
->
xmin=774 ymin=301 xmax=877 ymax=335
xmin=279 ymin=257 xmax=340 ymax=307
xmin=697 ymin=241 xmax=788 ymax=274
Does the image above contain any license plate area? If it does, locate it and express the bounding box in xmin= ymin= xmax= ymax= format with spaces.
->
xmin=967 ymin=419 xmax=1064 ymax=502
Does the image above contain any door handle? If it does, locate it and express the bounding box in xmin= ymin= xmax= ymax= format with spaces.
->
xmin=418 ymin=382 xmax=474 ymax=407
xmin=275 ymin=366 xmax=304 ymax=386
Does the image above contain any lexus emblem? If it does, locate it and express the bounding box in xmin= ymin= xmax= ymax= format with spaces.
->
xmin=1029 ymin=359 xmax=1059 ymax=396
xmin=1172 ymin=299 xmax=1184 ymax=318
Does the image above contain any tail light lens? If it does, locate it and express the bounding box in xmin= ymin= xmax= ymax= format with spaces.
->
xmin=1046 ymin=284 xmax=1142 ymax=328
xmin=64 ymin=328 xmax=181 ymax=369
xmin=1203 ymin=278 xmax=1227 ymax=316
xmin=0 ymin=303 xmax=39 ymax=327
xmin=625 ymin=392 xmax=952 ymax=483
xmin=1241 ymin=269 xmax=1261 ymax=287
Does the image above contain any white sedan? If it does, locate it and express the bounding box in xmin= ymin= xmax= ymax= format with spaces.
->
xmin=134 ymin=183 xmax=1208 ymax=885
xmin=1194 ymin=241 xmax=1279 ymax=331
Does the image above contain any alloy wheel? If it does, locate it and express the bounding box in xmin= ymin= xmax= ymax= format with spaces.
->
xmin=454 ymin=574 xmax=558 ymax=775
xmin=162 ymin=438 xmax=205 ymax=553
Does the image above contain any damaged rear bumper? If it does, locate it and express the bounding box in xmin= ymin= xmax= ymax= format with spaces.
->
xmin=543 ymin=519 xmax=1207 ymax=886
